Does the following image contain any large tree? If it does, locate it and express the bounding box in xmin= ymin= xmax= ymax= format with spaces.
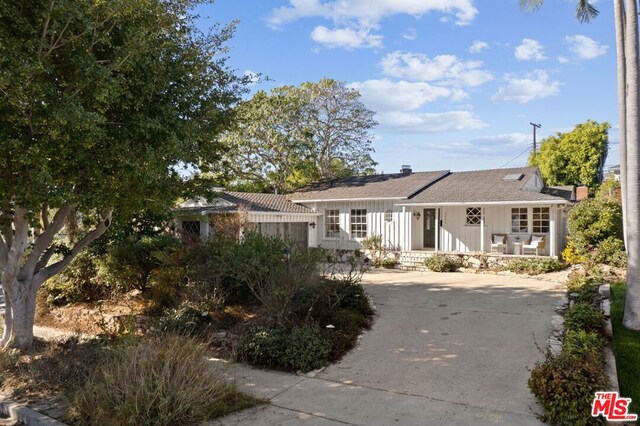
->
xmin=0 ymin=0 xmax=246 ymax=348
xmin=528 ymin=120 xmax=610 ymax=190
xmin=521 ymin=0 xmax=640 ymax=330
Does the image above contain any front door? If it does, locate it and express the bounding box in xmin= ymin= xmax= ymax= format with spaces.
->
xmin=423 ymin=208 xmax=436 ymax=249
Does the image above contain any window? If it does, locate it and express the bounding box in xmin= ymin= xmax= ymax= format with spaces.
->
xmin=511 ymin=208 xmax=528 ymax=233
xmin=533 ymin=207 xmax=550 ymax=233
xmin=384 ymin=209 xmax=393 ymax=223
xmin=350 ymin=209 xmax=367 ymax=238
xmin=325 ymin=209 xmax=340 ymax=238
xmin=466 ymin=207 xmax=482 ymax=226
xmin=181 ymin=220 xmax=200 ymax=238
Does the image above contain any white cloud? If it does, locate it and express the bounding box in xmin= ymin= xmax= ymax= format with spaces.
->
xmin=492 ymin=70 xmax=560 ymax=104
xmin=310 ymin=26 xmax=383 ymax=49
xmin=565 ymin=35 xmax=608 ymax=60
xmin=348 ymin=79 xmax=466 ymax=112
xmin=377 ymin=111 xmax=487 ymax=133
xmin=514 ymin=38 xmax=546 ymax=61
xmin=402 ymin=27 xmax=417 ymax=41
xmin=425 ymin=133 xmax=531 ymax=157
xmin=557 ymin=56 xmax=569 ymax=64
xmin=243 ymin=70 xmax=260 ymax=85
xmin=380 ymin=51 xmax=493 ymax=87
xmin=267 ymin=0 xmax=479 ymax=28
xmin=469 ymin=40 xmax=488 ymax=54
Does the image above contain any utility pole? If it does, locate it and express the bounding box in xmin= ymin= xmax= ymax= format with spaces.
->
xmin=530 ymin=122 xmax=542 ymax=155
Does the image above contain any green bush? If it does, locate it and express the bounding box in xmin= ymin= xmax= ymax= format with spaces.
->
xmin=158 ymin=302 xmax=210 ymax=335
xmin=563 ymin=330 xmax=605 ymax=357
xmin=568 ymin=197 xmax=623 ymax=253
xmin=564 ymin=303 xmax=605 ymax=333
xmin=380 ymin=258 xmax=399 ymax=269
xmin=281 ymin=324 xmax=331 ymax=372
xmin=237 ymin=323 xmax=331 ymax=372
xmin=72 ymin=336 xmax=257 ymax=425
xmin=529 ymin=350 xmax=608 ymax=426
xmin=595 ymin=237 xmax=627 ymax=267
xmin=566 ymin=277 xmax=600 ymax=304
xmin=44 ymin=251 xmax=110 ymax=306
xmin=102 ymin=235 xmax=182 ymax=293
xmin=501 ymin=257 xmax=564 ymax=275
xmin=424 ymin=255 xmax=461 ymax=272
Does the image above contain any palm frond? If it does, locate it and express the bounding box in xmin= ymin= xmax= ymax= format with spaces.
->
xmin=576 ymin=0 xmax=599 ymax=23
xmin=519 ymin=0 xmax=545 ymax=12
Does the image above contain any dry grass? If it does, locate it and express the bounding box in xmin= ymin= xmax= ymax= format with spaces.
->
xmin=70 ymin=335 xmax=261 ymax=425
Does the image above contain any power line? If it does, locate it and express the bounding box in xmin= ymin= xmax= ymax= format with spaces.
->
xmin=499 ymin=146 xmax=532 ymax=168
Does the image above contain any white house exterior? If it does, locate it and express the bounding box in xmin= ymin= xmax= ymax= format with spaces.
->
xmin=289 ymin=166 xmax=573 ymax=257
xmin=176 ymin=166 xmax=574 ymax=257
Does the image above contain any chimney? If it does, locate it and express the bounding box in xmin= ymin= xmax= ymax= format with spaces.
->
xmin=576 ymin=185 xmax=589 ymax=201
xmin=400 ymin=165 xmax=412 ymax=175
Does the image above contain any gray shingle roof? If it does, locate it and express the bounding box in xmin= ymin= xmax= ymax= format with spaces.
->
xmin=403 ymin=167 xmax=568 ymax=204
xmin=288 ymin=170 xmax=449 ymax=201
xmin=179 ymin=192 xmax=316 ymax=214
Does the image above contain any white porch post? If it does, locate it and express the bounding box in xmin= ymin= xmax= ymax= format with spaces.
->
xmin=550 ymin=205 xmax=557 ymax=257
xmin=480 ymin=207 xmax=485 ymax=253
xmin=401 ymin=206 xmax=407 ymax=251
xmin=435 ymin=208 xmax=440 ymax=253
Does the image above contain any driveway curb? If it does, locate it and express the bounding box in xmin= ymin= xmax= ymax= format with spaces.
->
xmin=0 ymin=396 xmax=66 ymax=426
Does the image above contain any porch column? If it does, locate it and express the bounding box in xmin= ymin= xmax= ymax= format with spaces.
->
xmin=480 ymin=207 xmax=485 ymax=253
xmin=401 ymin=206 xmax=408 ymax=251
xmin=435 ymin=208 xmax=440 ymax=253
xmin=549 ymin=205 xmax=557 ymax=257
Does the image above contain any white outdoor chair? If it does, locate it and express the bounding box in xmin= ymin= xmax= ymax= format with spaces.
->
xmin=523 ymin=234 xmax=546 ymax=256
xmin=490 ymin=234 xmax=507 ymax=254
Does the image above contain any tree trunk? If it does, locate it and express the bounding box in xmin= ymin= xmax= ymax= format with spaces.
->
xmin=623 ymin=0 xmax=640 ymax=330
xmin=615 ymin=0 xmax=628 ymax=248
xmin=2 ymin=282 xmax=37 ymax=349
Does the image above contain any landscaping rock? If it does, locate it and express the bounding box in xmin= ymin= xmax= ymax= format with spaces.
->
xmin=598 ymin=283 xmax=610 ymax=299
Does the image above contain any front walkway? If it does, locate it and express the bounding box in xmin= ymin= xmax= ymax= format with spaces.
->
xmin=212 ymin=269 xmax=564 ymax=425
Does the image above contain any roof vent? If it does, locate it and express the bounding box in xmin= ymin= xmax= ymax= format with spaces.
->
xmin=400 ymin=165 xmax=412 ymax=175
xmin=503 ymin=173 xmax=524 ymax=181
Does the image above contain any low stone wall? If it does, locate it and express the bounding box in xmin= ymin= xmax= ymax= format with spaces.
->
xmin=403 ymin=252 xmax=536 ymax=270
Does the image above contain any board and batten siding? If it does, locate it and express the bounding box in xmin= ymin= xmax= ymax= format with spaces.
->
xmin=303 ymin=200 xmax=412 ymax=251
xmin=438 ymin=204 xmax=559 ymax=255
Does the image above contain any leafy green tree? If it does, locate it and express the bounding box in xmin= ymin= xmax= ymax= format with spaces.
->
xmin=528 ymin=120 xmax=609 ymax=191
xmin=0 ymin=0 xmax=246 ymax=348
xmin=297 ymin=79 xmax=378 ymax=180
xmin=521 ymin=0 xmax=640 ymax=333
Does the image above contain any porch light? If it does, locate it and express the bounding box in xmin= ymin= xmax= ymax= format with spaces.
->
xmin=413 ymin=211 xmax=421 ymax=220
xmin=309 ymin=221 xmax=316 ymax=229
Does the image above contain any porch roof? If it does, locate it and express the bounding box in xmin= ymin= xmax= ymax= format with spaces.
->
xmin=399 ymin=167 xmax=569 ymax=206
xmin=178 ymin=192 xmax=319 ymax=215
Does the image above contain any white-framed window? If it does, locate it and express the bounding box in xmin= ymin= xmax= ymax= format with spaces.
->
xmin=533 ymin=207 xmax=550 ymax=233
xmin=350 ymin=209 xmax=367 ymax=238
xmin=384 ymin=209 xmax=393 ymax=223
xmin=511 ymin=208 xmax=528 ymax=233
xmin=325 ymin=209 xmax=340 ymax=238
xmin=466 ymin=207 xmax=482 ymax=226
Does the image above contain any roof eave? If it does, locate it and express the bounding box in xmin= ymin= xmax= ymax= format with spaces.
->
xmin=397 ymin=199 xmax=569 ymax=207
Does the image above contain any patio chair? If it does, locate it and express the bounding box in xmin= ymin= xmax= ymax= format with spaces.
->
xmin=490 ymin=234 xmax=507 ymax=254
xmin=523 ymin=234 xmax=546 ymax=256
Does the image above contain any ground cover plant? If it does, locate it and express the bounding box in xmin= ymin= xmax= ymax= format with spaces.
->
xmin=500 ymin=257 xmax=565 ymax=275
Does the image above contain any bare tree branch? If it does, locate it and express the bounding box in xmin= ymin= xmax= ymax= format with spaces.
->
xmin=32 ymin=208 xmax=113 ymax=288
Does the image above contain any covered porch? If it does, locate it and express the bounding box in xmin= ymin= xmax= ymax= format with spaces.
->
xmin=399 ymin=201 xmax=569 ymax=258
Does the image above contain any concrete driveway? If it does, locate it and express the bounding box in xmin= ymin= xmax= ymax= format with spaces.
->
xmin=212 ymin=269 xmax=564 ymax=426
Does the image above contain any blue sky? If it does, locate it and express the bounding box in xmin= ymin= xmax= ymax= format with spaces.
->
xmin=195 ymin=0 xmax=619 ymax=174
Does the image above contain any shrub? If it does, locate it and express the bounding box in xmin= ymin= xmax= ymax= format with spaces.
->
xmin=563 ymin=330 xmax=605 ymax=357
xmin=158 ymin=302 xmax=210 ymax=335
xmin=566 ymin=277 xmax=600 ymax=304
xmin=501 ymin=257 xmax=564 ymax=275
xmin=237 ymin=323 xmax=331 ymax=372
xmin=380 ymin=258 xmax=399 ymax=269
xmin=44 ymin=251 xmax=110 ymax=306
xmin=424 ymin=255 xmax=461 ymax=272
xmin=236 ymin=324 xmax=288 ymax=369
xmin=562 ymin=241 xmax=585 ymax=265
xmin=564 ymin=303 xmax=605 ymax=333
xmin=568 ymin=197 xmax=623 ymax=253
xmin=72 ymin=336 xmax=257 ymax=425
xmin=595 ymin=237 xmax=627 ymax=267
xmin=361 ymin=235 xmax=382 ymax=250
xmin=529 ymin=350 xmax=608 ymax=426
xmin=281 ymin=324 xmax=331 ymax=372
